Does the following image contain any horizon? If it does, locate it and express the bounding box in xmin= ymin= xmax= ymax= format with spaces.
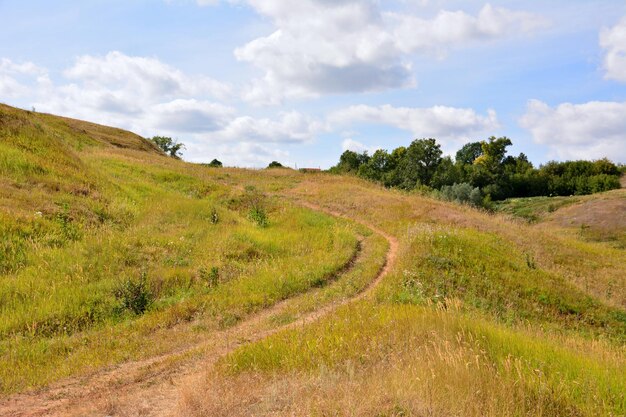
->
xmin=1 ymin=0 xmax=626 ymax=168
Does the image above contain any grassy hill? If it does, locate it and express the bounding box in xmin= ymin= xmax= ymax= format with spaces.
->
xmin=0 ymin=104 xmax=624 ymax=416
xmin=495 ymin=188 xmax=626 ymax=248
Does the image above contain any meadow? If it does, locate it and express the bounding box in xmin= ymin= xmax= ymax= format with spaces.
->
xmin=183 ymin=173 xmax=625 ymax=417
xmin=0 ymin=104 xmax=365 ymax=393
xmin=1 ymin=104 xmax=624 ymax=416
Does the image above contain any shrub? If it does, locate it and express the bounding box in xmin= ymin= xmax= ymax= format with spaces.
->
xmin=115 ymin=272 xmax=153 ymax=315
xmin=207 ymin=159 xmax=223 ymax=167
xmin=200 ymin=266 xmax=220 ymax=287
xmin=209 ymin=207 xmax=219 ymax=224
xmin=248 ymin=207 xmax=268 ymax=227
xmin=150 ymin=136 xmax=185 ymax=159
xmin=440 ymin=183 xmax=483 ymax=207
xmin=243 ymin=186 xmax=269 ymax=227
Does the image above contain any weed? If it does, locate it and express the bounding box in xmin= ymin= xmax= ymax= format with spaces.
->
xmin=115 ymin=272 xmax=153 ymax=315
xmin=200 ymin=266 xmax=220 ymax=287
xmin=248 ymin=206 xmax=268 ymax=227
xmin=209 ymin=207 xmax=219 ymax=224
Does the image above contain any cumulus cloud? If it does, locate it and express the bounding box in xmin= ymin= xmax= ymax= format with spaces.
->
xmin=215 ymin=111 xmax=324 ymax=143
xmin=0 ymin=58 xmax=50 ymax=99
xmin=600 ymin=17 xmax=626 ymax=82
xmin=520 ymin=99 xmax=626 ymax=161
xmin=149 ymin=99 xmax=235 ymax=132
xmin=186 ymin=140 xmax=290 ymax=168
xmin=341 ymin=138 xmax=379 ymax=154
xmin=65 ymin=51 xmax=230 ymax=99
xmin=330 ymin=104 xmax=498 ymax=151
xmin=2 ymin=51 xmax=318 ymax=166
xmin=224 ymin=1 xmax=546 ymax=103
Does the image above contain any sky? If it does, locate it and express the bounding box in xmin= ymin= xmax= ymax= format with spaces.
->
xmin=1 ymin=0 xmax=626 ymax=168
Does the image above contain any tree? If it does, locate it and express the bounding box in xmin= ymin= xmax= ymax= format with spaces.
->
xmin=358 ymin=149 xmax=390 ymax=182
xmin=267 ymin=161 xmax=284 ymax=168
xmin=150 ymin=136 xmax=185 ymax=159
xmin=207 ymin=159 xmax=223 ymax=167
xmin=471 ymin=136 xmax=513 ymax=195
xmin=431 ymin=156 xmax=461 ymax=189
xmin=398 ymin=138 xmax=443 ymax=189
xmin=455 ymin=142 xmax=483 ymax=165
xmin=331 ymin=150 xmax=370 ymax=174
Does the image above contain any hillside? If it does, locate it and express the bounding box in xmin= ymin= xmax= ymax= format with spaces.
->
xmin=0 ymin=104 xmax=624 ymax=417
xmin=495 ymin=189 xmax=626 ymax=248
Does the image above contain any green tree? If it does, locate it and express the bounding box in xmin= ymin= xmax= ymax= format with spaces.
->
xmin=455 ymin=142 xmax=483 ymax=165
xmin=398 ymin=138 xmax=443 ymax=189
xmin=150 ymin=136 xmax=185 ymax=159
xmin=358 ymin=149 xmax=390 ymax=182
xmin=331 ymin=150 xmax=370 ymax=174
xmin=267 ymin=161 xmax=284 ymax=168
xmin=207 ymin=159 xmax=223 ymax=167
xmin=431 ymin=156 xmax=461 ymax=189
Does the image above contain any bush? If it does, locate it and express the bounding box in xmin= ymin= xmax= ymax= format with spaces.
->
xmin=115 ymin=272 xmax=153 ymax=315
xmin=209 ymin=207 xmax=219 ymax=224
xmin=244 ymin=186 xmax=269 ymax=227
xmin=199 ymin=266 xmax=219 ymax=287
xmin=150 ymin=136 xmax=185 ymax=159
xmin=204 ymin=159 xmax=223 ymax=168
xmin=440 ymin=183 xmax=483 ymax=207
xmin=248 ymin=207 xmax=268 ymax=227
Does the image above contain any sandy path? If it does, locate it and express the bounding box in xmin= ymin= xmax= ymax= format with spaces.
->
xmin=0 ymin=203 xmax=398 ymax=417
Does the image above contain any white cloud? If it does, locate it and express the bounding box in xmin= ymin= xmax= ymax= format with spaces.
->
xmin=149 ymin=99 xmax=235 ymax=132
xmin=341 ymin=138 xmax=379 ymax=154
xmin=226 ymin=1 xmax=545 ymax=103
xmin=0 ymin=58 xmax=50 ymax=99
xmin=63 ymin=51 xmax=230 ymax=102
xmin=520 ymin=99 xmax=626 ymax=161
xmin=186 ymin=140 xmax=290 ymax=168
xmin=600 ymin=16 xmax=626 ymax=82
xmin=2 ymin=51 xmax=318 ymax=166
xmin=330 ymin=104 xmax=498 ymax=151
xmin=390 ymin=4 xmax=544 ymax=55
xmin=30 ymin=51 xmax=234 ymax=131
xmin=214 ymin=111 xmax=324 ymax=143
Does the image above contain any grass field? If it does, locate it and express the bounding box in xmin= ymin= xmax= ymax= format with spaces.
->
xmin=184 ymin=174 xmax=625 ymax=417
xmin=1 ymin=104 xmax=625 ymax=416
xmin=0 ymin=104 xmax=364 ymax=393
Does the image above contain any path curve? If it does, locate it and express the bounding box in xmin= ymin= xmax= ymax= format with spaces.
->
xmin=0 ymin=202 xmax=398 ymax=417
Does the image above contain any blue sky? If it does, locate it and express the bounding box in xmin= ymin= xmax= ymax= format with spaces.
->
xmin=1 ymin=0 xmax=626 ymax=167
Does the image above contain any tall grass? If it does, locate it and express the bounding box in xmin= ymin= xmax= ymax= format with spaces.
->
xmin=0 ymin=105 xmax=362 ymax=392
xmin=216 ymin=303 xmax=624 ymax=416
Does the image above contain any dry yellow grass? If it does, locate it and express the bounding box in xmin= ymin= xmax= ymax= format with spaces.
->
xmin=1 ymin=104 xmax=624 ymax=416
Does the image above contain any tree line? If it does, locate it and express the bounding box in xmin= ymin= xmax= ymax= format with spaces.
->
xmin=330 ymin=137 xmax=623 ymax=207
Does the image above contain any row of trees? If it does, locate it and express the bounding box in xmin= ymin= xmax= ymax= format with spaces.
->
xmin=330 ymin=137 xmax=622 ymax=205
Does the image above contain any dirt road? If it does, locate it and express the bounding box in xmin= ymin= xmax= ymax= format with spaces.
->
xmin=0 ymin=203 xmax=398 ymax=417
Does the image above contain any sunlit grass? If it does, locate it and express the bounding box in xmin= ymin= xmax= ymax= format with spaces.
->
xmin=2 ymin=104 xmax=625 ymax=416
xmin=220 ymin=303 xmax=625 ymax=416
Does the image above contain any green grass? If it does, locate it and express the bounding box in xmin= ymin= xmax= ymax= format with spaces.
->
xmin=2 ymin=104 xmax=625 ymax=416
xmin=222 ymin=303 xmax=625 ymax=416
xmin=494 ymin=196 xmax=581 ymax=223
xmin=380 ymin=224 xmax=625 ymax=339
xmin=198 ymin=174 xmax=626 ymax=417
xmin=0 ymin=104 xmax=364 ymax=393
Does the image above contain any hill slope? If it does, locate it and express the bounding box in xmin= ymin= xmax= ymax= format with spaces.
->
xmin=0 ymin=104 xmax=624 ymax=417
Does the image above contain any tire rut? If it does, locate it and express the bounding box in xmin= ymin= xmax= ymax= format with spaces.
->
xmin=0 ymin=202 xmax=398 ymax=417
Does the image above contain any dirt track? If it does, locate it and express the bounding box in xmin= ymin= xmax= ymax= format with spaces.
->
xmin=0 ymin=202 xmax=398 ymax=417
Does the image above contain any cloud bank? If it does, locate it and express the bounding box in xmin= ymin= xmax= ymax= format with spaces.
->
xmin=520 ymin=99 xmax=626 ymax=161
